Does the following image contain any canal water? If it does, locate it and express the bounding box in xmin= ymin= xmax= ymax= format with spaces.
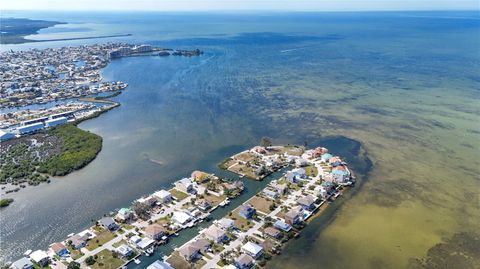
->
xmin=1 ymin=11 xmax=478 ymax=269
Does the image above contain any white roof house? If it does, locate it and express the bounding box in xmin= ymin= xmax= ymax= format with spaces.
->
xmin=153 ymin=190 xmax=172 ymax=202
xmin=29 ymin=250 xmax=49 ymax=265
xmin=218 ymin=218 xmax=235 ymax=230
xmin=172 ymin=211 xmax=192 ymax=225
xmin=137 ymin=238 xmax=155 ymax=249
xmin=147 ymin=260 xmax=173 ymax=269
xmin=241 ymin=242 xmax=263 ymax=259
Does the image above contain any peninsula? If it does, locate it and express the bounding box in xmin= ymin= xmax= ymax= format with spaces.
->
xmin=6 ymin=144 xmax=354 ymax=269
xmin=0 ymin=43 xmax=203 ymax=191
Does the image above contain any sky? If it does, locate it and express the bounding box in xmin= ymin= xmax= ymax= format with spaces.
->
xmin=1 ymin=0 xmax=479 ymax=12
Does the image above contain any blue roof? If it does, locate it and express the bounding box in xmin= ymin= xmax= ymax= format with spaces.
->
xmin=274 ymin=220 xmax=291 ymax=231
xmin=332 ymin=169 xmax=348 ymax=176
xmin=321 ymin=153 xmax=333 ymax=160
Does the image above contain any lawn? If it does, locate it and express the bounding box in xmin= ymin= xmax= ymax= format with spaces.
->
xmin=67 ymin=246 xmax=83 ymax=260
xmin=90 ymin=249 xmax=124 ymax=269
xmin=231 ymin=209 xmax=255 ymax=231
xmin=248 ymin=196 xmax=274 ymax=214
xmin=204 ymin=193 xmax=227 ymax=207
xmin=166 ymin=252 xmax=206 ymax=269
xmin=86 ymin=228 xmax=116 ymax=251
xmin=228 ymin=163 xmax=259 ymax=180
xmin=218 ymin=158 xmax=236 ymax=170
xmin=170 ymin=188 xmax=189 ymax=201
xmin=112 ymin=239 xmax=127 ymax=248
xmin=304 ymin=165 xmax=318 ymax=177
xmin=234 ymin=152 xmax=256 ymax=162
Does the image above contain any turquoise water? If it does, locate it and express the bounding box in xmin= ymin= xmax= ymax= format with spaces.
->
xmin=0 ymin=11 xmax=479 ymax=268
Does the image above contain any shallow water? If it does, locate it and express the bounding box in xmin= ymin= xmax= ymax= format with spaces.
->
xmin=0 ymin=11 xmax=479 ymax=268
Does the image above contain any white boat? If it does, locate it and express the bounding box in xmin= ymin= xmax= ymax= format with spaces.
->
xmin=134 ymin=259 xmax=141 ymax=264
xmin=23 ymin=250 xmax=32 ymax=256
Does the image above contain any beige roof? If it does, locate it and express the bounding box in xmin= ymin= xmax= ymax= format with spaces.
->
xmin=145 ymin=224 xmax=165 ymax=236
xmin=204 ymin=225 xmax=226 ymax=240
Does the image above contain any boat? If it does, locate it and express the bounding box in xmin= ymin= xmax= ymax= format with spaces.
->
xmin=134 ymin=259 xmax=141 ymax=264
xmin=23 ymin=250 xmax=32 ymax=256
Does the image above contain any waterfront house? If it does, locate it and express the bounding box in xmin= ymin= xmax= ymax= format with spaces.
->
xmin=29 ymin=250 xmax=50 ymax=267
xmin=145 ymin=223 xmax=166 ymax=240
xmin=274 ymin=220 xmax=292 ymax=232
xmin=328 ymin=156 xmax=342 ymax=166
xmin=98 ymin=217 xmax=118 ymax=231
xmin=10 ymin=257 xmax=33 ymax=269
xmin=130 ymin=235 xmax=142 ymax=245
xmin=295 ymin=158 xmax=309 ymax=167
xmin=286 ymin=168 xmax=306 ymax=183
xmin=137 ymin=238 xmax=155 ymax=250
xmin=321 ymin=153 xmax=333 ymax=162
xmin=116 ymin=244 xmax=133 ymax=257
xmin=239 ymin=204 xmax=256 ymax=219
xmin=67 ymin=234 xmax=87 ymax=249
xmin=175 ymin=178 xmax=194 ymax=194
xmin=172 ymin=211 xmax=192 ymax=226
xmin=270 ymin=182 xmax=288 ymax=195
xmin=331 ymin=166 xmax=350 ymax=183
xmin=179 ymin=244 xmax=201 ymax=262
xmin=153 ymin=190 xmax=172 ymax=204
xmin=297 ymin=195 xmax=316 ymax=211
xmin=263 ymin=227 xmax=281 ymax=239
xmin=241 ymin=242 xmax=263 ymax=259
xmin=116 ymin=207 xmax=134 ymax=222
xmin=191 ymin=238 xmax=211 ymax=252
xmin=263 ymin=189 xmax=279 ymax=200
xmin=147 ymin=260 xmax=174 ymax=269
xmin=195 ymin=199 xmax=211 ymax=211
xmin=284 ymin=206 xmax=303 ymax=225
xmin=218 ymin=218 xmax=235 ymax=230
xmin=137 ymin=196 xmax=157 ymax=207
xmin=50 ymin=242 xmax=69 ymax=257
xmin=234 ymin=253 xmax=254 ymax=269
xmin=204 ymin=225 xmax=228 ymax=243
xmin=191 ymin=170 xmax=210 ymax=183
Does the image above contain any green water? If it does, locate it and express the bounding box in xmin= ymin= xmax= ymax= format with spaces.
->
xmin=0 ymin=11 xmax=479 ymax=268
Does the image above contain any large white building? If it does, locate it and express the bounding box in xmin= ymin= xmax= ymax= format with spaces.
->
xmin=0 ymin=129 xmax=15 ymax=141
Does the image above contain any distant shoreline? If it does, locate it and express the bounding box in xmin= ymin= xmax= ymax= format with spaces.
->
xmin=28 ymin=34 xmax=133 ymax=43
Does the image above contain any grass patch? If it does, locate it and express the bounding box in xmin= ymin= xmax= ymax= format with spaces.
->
xmin=67 ymin=246 xmax=83 ymax=260
xmin=166 ymin=252 xmax=206 ymax=269
xmin=90 ymin=249 xmax=124 ymax=269
xmin=304 ymin=165 xmax=318 ymax=177
xmin=248 ymin=196 xmax=275 ymax=214
xmin=112 ymin=239 xmax=127 ymax=248
xmin=86 ymin=228 xmax=116 ymax=251
xmin=170 ymin=188 xmax=189 ymax=201
xmin=231 ymin=209 xmax=255 ymax=231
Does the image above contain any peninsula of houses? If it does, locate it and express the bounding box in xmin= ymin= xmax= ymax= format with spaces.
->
xmin=8 ymin=144 xmax=354 ymax=269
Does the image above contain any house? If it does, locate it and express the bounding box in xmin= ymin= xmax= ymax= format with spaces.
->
xmin=263 ymin=227 xmax=281 ymax=239
xmin=204 ymin=225 xmax=228 ymax=243
xmin=238 ymin=204 xmax=256 ymax=219
xmin=251 ymin=146 xmax=267 ymax=154
xmin=331 ymin=166 xmax=350 ymax=183
xmin=130 ymin=235 xmax=142 ymax=245
xmin=116 ymin=244 xmax=133 ymax=257
xmin=191 ymin=238 xmax=211 ymax=252
xmin=262 ymin=189 xmax=278 ymax=200
xmin=10 ymin=257 xmax=33 ymax=269
xmin=145 ymin=223 xmax=166 ymax=240
xmin=146 ymin=260 xmax=173 ymax=269
xmin=136 ymin=196 xmax=157 ymax=207
xmin=179 ymin=244 xmax=201 ymax=261
xmin=284 ymin=206 xmax=303 ymax=225
xmin=98 ymin=217 xmax=117 ymax=231
xmin=274 ymin=219 xmax=292 ymax=232
xmin=270 ymin=182 xmax=287 ymax=195
xmin=285 ymin=168 xmax=306 ymax=183
xmin=235 ymin=253 xmax=254 ymax=269
xmin=328 ymin=156 xmax=342 ymax=166
xmin=137 ymin=238 xmax=155 ymax=250
xmin=172 ymin=211 xmax=192 ymax=225
xmin=295 ymin=158 xmax=309 ymax=167
xmin=29 ymin=250 xmax=50 ymax=267
xmin=191 ymin=170 xmax=210 ymax=183
xmin=222 ymin=181 xmax=244 ymax=193
xmin=175 ymin=178 xmax=194 ymax=194
xmin=297 ymin=195 xmax=316 ymax=210
xmin=195 ymin=199 xmax=211 ymax=211
xmin=50 ymin=242 xmax=69 ymax=257
xmin=116 ymin=207 xmax=134 ymax=222
xmin=241 ymin=242 xmax=263 ymax=259
xmin=254 ymin=165 xmax=267 ymax=176
xmin=218 ymin=218 xmax=235 ymax=230
xmin=68 ymin=234 xmax=88 ymax=249
xmin=153 ymin=190 xmax=172 ymax=203
xmin=321 ymin=153 xmax=333 ymax=162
